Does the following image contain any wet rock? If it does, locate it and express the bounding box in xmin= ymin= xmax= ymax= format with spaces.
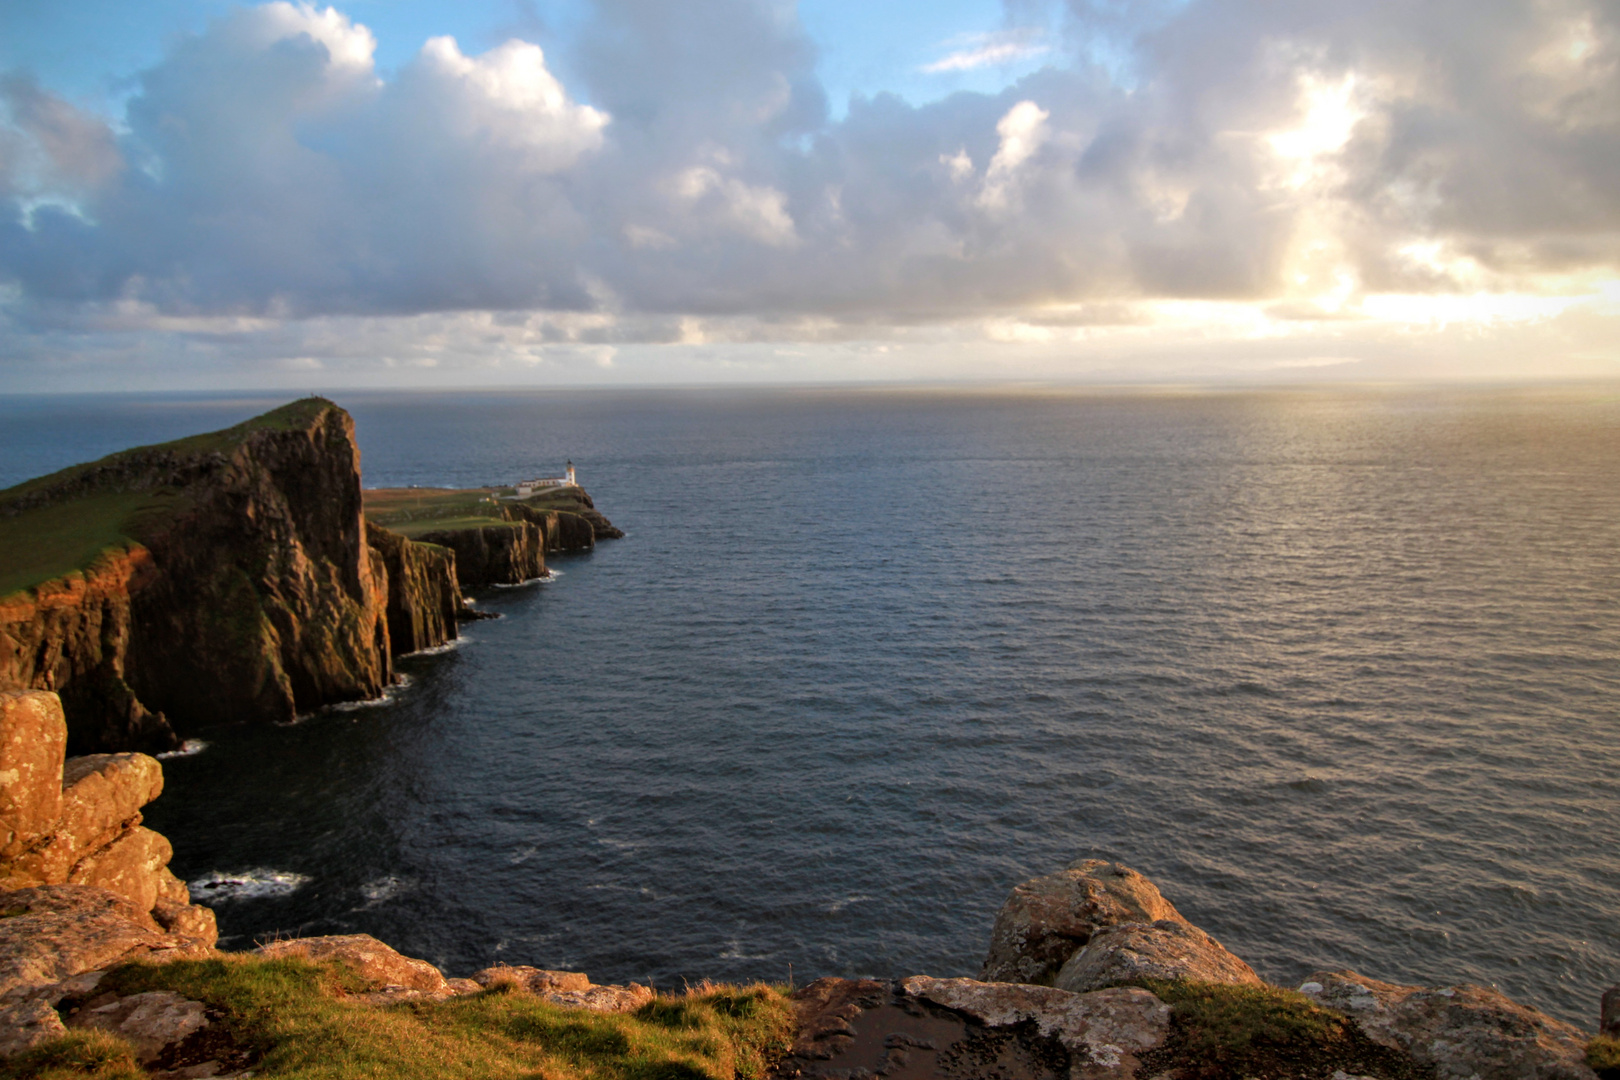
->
xmin=902 ymin=976 xmax=1171 ymax=1077
xmin=1300 ymin=970 xmax=1596 ymax=1080
xmin=1054 ymin=919 xmax=1262 ymax=994
xmin=254 ymin=933 xmax=447 ymax=993
xmin=471 ymin=965 xmax=651 ymax=1012
xmin=982 ymin=860 xmax=1185 ymax=986
xmin=71 ymin=990 xmax=210 ymax=1063
xmin=0 ymin=884 xmax=189 ymax=997
xmin=0 ymin=690 xmax=66 ymax=865
xmin=0 ymin=997 xmax=68 ymax=1056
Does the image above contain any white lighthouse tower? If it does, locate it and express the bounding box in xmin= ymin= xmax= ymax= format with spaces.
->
xmin=565 ymin=460 xmax=576 ymax=486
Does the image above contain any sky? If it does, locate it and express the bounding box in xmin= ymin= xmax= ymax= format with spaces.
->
xmin=1 ymin=0 xmax=1617 ymax=391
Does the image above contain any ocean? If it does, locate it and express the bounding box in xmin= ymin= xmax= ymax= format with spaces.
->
xmin=2 ymin=385 xmax=1617 ymax=1027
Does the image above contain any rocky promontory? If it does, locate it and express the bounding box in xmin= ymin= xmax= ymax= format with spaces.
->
xmin=0 ymin=399 xmax=620 ymax=753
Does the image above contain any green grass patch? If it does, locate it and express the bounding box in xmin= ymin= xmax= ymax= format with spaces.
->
xmin=1589 ymin=1035 xmax=1620 ymax=1078
xmin=30 ymin=955 xmax=794 ymax=1080
xmin=0 ymin=1030 xmax=145 ymax=1080
xmin=0 ymin=493 xmax=158 ymax=598
xmin=1133 ymin=979 xmax=1430 ymax=1080
xmin=363 ymin=488 xmax=509 ymax=537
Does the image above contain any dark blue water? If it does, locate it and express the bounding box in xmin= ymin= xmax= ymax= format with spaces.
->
xmin=3 ymin=386 xmax=1618 ymax=1028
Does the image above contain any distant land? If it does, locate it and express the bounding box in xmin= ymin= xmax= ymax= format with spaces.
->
xmin=0 ymin=398 xmax=619 ymax=755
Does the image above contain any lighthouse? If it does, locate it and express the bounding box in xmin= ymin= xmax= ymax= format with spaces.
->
xmin=566 ymin=460 xmax=576 ymax=486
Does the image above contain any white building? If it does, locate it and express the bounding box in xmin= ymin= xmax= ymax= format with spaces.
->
xmin=514 ymin=461 xmax=576 ymax=498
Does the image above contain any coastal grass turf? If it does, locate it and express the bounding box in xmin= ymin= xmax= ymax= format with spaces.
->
xmin=0 ymin=493 xmax=158 ymax=598
xmin=5 ymin=956 xmax=795 ymax=1080
xmin=1590 ymin=1035 xmax=1620 ymax=1077
xmin=362 ymin=488 xmax=508 ymax=538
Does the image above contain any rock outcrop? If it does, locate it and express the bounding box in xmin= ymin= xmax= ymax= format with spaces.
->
xmin=472 ymin=965 xmax=654 ymax=1012
xmin=255 ymin=934 xmax=448 ymax=994
xmin=1053 ymin=919 xmax=1262 ymax=994
xmin=981 ymin=859 xmax=1185 ymax=986
xmin=0 ymin=690 xmax=216 ymax=1002
xmin=1301 ymin=970 xmax=1597 ymax=1080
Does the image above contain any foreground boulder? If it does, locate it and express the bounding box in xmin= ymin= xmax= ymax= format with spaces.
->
xmin=981 ymin=859 xmax=1185 ymax=986
xmin=0 ymin=691 xmax=216 ymax=951
xmin=1053 ymin=919 xmax=1262 ymax=994
xmin=1301 ymin=970 xmax=1596 ymax=1080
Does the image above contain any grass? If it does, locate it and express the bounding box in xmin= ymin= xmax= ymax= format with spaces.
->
xmin=5 ymin=956 xmax=795 ymax=1080
xmin=362 ymin=489 xmax=509 ymax=538
xmin=0 ymin=398 xmax=334 ymax=599
xmin=1590 ymin=1035 xmax=1620 ymax=1078
xmin=1132 ymin=979 xmax=1431 ymax=1080
xmin=362 ymin=487 xmax=593 ymax=539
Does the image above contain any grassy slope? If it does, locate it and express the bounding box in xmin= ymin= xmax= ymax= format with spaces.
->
xmin=363 ymin=487 xmax=588 ymax=540
xmin=0 ymin=400 xmax=331 ymax=600
xmin=5 ymin=957 xmax=794 ymax=1080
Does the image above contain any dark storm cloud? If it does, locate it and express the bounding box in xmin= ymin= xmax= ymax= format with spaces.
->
xmin=0 ymin=0 xmax=1614 ymax=335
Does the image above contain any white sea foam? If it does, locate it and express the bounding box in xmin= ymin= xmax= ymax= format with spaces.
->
xmin=325 ymin=674 xmax=413 ymax=713
xmin=358 ymin=875 xmax=411 ymax=906
xmin=401 ymin=638 xmax=462 ymax=658
xmin=492 ymin=568 xmax=560 ymax=588
xmin=189 ymin=869 xmax=309 ymax=902
xmin=157 ymin=739 xmax=208 ymax=760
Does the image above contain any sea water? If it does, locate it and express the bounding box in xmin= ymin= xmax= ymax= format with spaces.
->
xmin=2 ymin=385 xmax=1617 ymax=1027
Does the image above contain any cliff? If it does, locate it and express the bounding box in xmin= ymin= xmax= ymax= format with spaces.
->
xmin=363 ymin=485 xmax=616 ymax=588
xmin=0 ymin=401 xmax=465 ymax=752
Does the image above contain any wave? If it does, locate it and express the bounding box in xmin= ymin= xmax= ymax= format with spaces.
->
xmin=188 ymin=868 xmax=310 ymax=902
xmin=156 ymin=739 xmax=208 ymax=760
xmin=492 ymin=568 xmax=561 ymax=588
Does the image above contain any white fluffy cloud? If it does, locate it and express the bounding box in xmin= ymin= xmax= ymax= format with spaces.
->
xmin=1 ymin=0 xmax=1616 ymax=384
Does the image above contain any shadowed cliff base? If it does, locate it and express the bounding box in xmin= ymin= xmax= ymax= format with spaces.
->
xmin=0 ymin=400 xmax=618 ymax=753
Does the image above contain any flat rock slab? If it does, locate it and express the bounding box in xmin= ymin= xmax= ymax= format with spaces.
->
xmin=0 ymin=997 xmax=68 ymax=1056
xmin=775 ymin=976 xmax=1170 ymax=1080
xmin=1301 ymin=970 xmax=1597 ymax=1080
xmin=0 ymin=883 xmax=195 ymax=998
xmin=70 ymin=989 xmax=210 ymax=1063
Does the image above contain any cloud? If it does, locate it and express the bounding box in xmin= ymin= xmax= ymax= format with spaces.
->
xmin=922 ymin=31 xmax=1051 ymax=74
xmin=0 ymin=0 xmax=1616 ymax=385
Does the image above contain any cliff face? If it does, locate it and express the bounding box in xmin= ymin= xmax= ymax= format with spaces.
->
xmin=419 ymin=506 xmax=602 ymax=588
xmin=0 ymin=401 xmax=462 ymax=752
xmin=365 ymin=523 xmax=462 ymax=656
xmin=416 ymin=522 xmax=547 ymax=588
xmin=0 ymin=547 xmax=172 ymax=754
xmin=121 ymin=403 xmax=391 ymax=736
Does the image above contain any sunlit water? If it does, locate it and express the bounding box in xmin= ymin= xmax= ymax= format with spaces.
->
xmin=3 ymin=385 xmax=1617 ymax=1028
